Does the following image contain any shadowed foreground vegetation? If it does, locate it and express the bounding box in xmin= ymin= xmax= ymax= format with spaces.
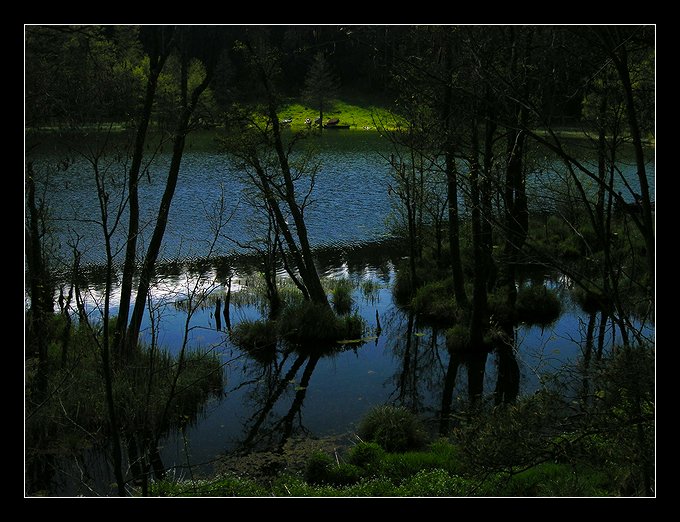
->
xmin=151 ymin=342 xmax=652 ymax=497
xmin=25 ymin=316 xmax=223 ymax=496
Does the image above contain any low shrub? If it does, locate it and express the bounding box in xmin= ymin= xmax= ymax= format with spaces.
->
xmin=304 ymin=451 xmax=334 ymax=484
xmin=515 ymin=284 xmax=562 ymax=326
xmin=331 ymin=279 xmax=354 ymax=315
xmin=411 ymin=278 xmax=461 ymax=324
xmin=278 ymin=301 xmax=366 ymax=345
xmin=498 ymin=462 xmax=612 ymax=497
xmin=357 ymin=404 xmax=427 ymax=452
xmin=394 ymin=468 xmax=470 ymax=496
xmin=446 ymin=324 xmax=470 ymax=352
xmin=347 ymin=442 xmax=385 ymax=475
xmin=381 ymin=440 xmax=462 ymax=481
xmin=230 ymin=319 xmax=278 ymax=350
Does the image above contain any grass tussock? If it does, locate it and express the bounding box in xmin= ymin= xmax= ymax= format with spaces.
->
xmin=515 ymin=284 xmax=562 ymax=326
xmin=357 ymin=404 xmax=427 ymax=452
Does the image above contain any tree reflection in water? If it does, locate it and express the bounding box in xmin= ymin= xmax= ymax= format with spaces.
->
xmin=235 ymin=342 xmax=363 ymax=454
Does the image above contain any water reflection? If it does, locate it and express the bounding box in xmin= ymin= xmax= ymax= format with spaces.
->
xmin=31 ymin=241 xmax=654 ymax=495
xmin=235 ymin=341 xmax=368 ymax=453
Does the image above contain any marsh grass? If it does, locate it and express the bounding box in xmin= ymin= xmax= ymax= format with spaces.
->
xmin=515 ymin=284 xmax=562 ymax=326
xmin=357 ymin=404 xmax=427 ymax=452
xmin=276 ymin=300 xmax=365 ymax=345
xmin=331 ymin=278 xmax=354 ymax=314
xmin=26 ymin=322 xmax=224 ymax=496
xmin=411 ymin=278 xmax=463 ymax=325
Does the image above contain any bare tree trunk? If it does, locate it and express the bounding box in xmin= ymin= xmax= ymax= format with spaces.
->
xmin=442 ymin=41 xmax=468 ymax=307
xmin=469 ymin=115 xmax=488 ymax=352
xmin=254 ymin=60 xmax=329 ymax=307
xmin=127 ymin=53 xmax=214 ymax=353
xmin=608 ymin=39 xmax=654 ymax=297
xmin=268 ymin=107 xmax=329 ymax=307
xmin=92 ymin=159 xmax=127 ymax=496
xmin=25 ymin=164 xmax=51 ymax=403
xmin=115 ymin=28 xmax=174 ymax=356
xmin=499 ymin=27 xmax=531 ymax=308
xmin=439 ymin=349 xmax=461 ymax=435
xmin=445 ymin=151 xmax=468 ymax=307
xmin=481 ymin=99 xmax=498 ymax=292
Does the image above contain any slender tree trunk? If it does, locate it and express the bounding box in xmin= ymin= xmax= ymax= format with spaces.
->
xmin=26 ymin=164 xmax=50 ymax=403
xmin=610 ymin=43 xmax=654 ymax=297
xmin=445 ymin=150 xmax=468 ymax=307
xmin=500 ymin=27 xmax=531 ymax=307
xmin=469 ymin=115 xmax=488 ymax=352
xmin=127 ymin=56 xmax=214 ymax=352
xmin=596 ymin=311 xmax=608 ymax=360
xmin=265 ymin=94 xmax=329 ymax=307
xmin=397 ymin=312 xmax=415 ymax=404
xmin=115 ymin=36 xmax=172 ymax=356
xmin=405 ymin=164 xmax=419 ymax=289
xmin=467 ymin=350 xmax=488 ymax=407
xmin=442 ymin=41 xmax=468 ymax=307
xmin=482 ymin=100 xmax=498 ymax=292
xmin=493 ymin=342 xmax=519 ymax=405
xmin=94 ymin=162 xmax=127 ymax=496
xmin=440 ymin=349 xmax=461 ymax=435
xmin=319 ymin=100 xmax=323 ymax=132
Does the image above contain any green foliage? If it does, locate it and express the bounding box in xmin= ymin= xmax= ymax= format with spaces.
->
xmin=278 ymin=301 xmax=338 ymax=343
xmin=338 ymin=312 xmax=366 ymax=341
xmin=230 ymin=319 xmax=278 ymax=358
xmin=515 ymin=284 xmax=562 ymax=326
xmin=381 ymin=440 xmax=462 ymax=481
xmin=26 ymin=320 xmax=224 ymax=493
xmin=329 ymin=463 xmax=364 ymax=486
xmin=331 ymin=278 xmax=354 ymax=315
xmin=303 ymin=452 xmax=364 ymax=486
xmin=573 ymin=286 xmax=610 ymax=314
xmin=277 ymin=300 xmax=365 ymax=345
xmin=392 ymin=261 xmax=415 ymax=305
xmin=499 ymin=463 xmax=611 ymax=497
xmin=150 ymin=475 xmax=267 ymax=497
xmin=304 ymin=451 xmax=335 ymax=484
xmin=446 ymin=324 xmax=470 ymax=352
xmin=272 ymin=475 xmax=396 ymax=497
xmin=346 ymin=442 xmax=386 ymax=475
xmin=303 ymin=52 xmax=339 ymax=121
xmin=360 ymin=279 xmax=381 ymax=302
xmin=411 ymin=278 xmax=461 ymax=324
xmin=487 ymin=292 xmax=517 ymax=327
xmin=451 ymin=343 xmax=654 ymax=495
xmin=357 ymin=404 xmax=427 ymax=452
xmin=394 ymin=469 xmax=471 ymax=496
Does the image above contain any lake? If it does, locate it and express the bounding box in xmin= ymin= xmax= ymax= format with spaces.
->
xmin=27 ymin=129 xmax=655 ymax=495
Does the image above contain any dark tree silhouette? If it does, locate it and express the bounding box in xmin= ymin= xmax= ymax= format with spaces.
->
xmin=303 ymin=52 xmax=339 ymax=130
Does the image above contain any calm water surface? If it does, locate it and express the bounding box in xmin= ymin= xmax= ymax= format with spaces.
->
xmin=27 ymin=130 xmax=654 ymax=495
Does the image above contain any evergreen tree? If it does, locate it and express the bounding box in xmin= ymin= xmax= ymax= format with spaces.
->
xmin=303 ymin=51 xmax=339 ymax=130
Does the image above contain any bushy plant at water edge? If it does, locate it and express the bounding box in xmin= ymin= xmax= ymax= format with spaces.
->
xmin=357 ymin=404 xmax=427 ymax=452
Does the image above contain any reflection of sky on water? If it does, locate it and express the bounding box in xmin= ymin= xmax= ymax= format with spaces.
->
xmin=58 ymin=252 xmax=654 ymax=479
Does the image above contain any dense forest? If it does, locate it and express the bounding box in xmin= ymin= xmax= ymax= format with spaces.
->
xmin=25 ymin=25 xmax=654 ymax=497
